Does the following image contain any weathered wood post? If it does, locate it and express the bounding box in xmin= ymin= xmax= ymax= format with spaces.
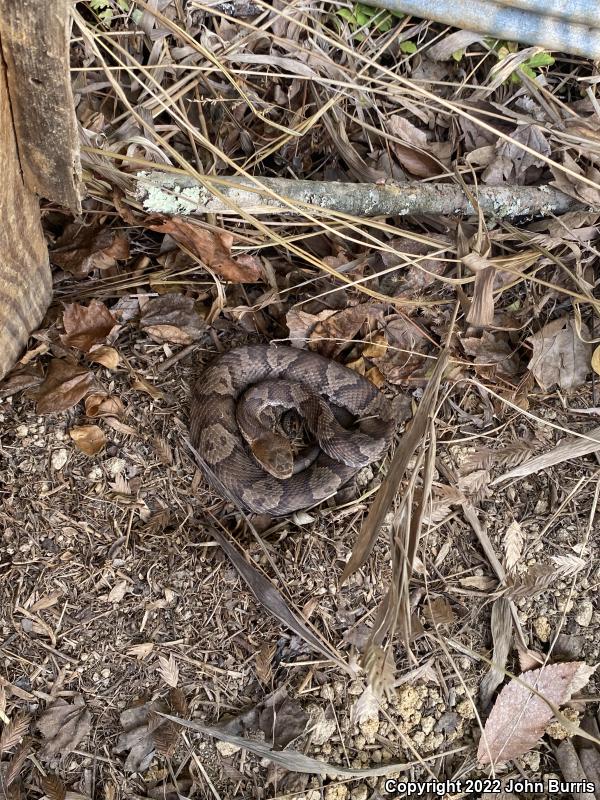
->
xmin=0 ymin=0 xmax=80 ymax=379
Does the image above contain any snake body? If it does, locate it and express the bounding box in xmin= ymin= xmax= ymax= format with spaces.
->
xmin=190 ymin=345 xmax=394 ymax=515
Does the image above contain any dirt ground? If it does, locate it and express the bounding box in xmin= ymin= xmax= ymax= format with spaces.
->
xmin=1 ymin=2 xmax=600 ymax=799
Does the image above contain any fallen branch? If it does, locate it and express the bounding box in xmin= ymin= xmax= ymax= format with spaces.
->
xmin=133 ymin=170 xmax=588 ymax=220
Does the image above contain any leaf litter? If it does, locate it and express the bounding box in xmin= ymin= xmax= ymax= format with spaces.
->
xmin=1 ymin=2 xmax=600 ymax=798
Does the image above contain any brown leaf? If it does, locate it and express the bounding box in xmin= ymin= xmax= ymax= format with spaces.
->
xmin=259 ymin=692 xmax=309 ymax=750
xmin=139 ymin=295 xmax=206 ymax=344
xmin=477 ymin=662 xmax=596 ymax=765
xmin=145 ymin=216 xmax=263 ymax=283
xmin=69 ymin=424 xmax=106 ymax=456
xmin=51 ymin=224 xmax=129 ymax=277
xmin=527 ymin=317 xmax=592 ymax=392
xmin=61 ymin=300 xmax=116 ymax=353
xmin=36 ymin=697 xmax=91 ymax=759
xmin=461 ymin=331 xmax=521 ymax=379
xmin=85 ymin=392 xmax=125 ymax=418
xmin=309 ymin=304 xmax=381 ymax=358
xmin=0 ymin=365 xmax=44 ymax=399
xmin=550 ymin=151 xmax=600 ymax=207
xmin=114 ymin=703 xmax=156 ymax=773
xmin=286 ymin=308 xmax=335 ymax=348
xmin=483 ymin=124 xmax=550 ymax=186
xmin=387 ymin=116 xmax=449 ymax=178
xmin=88 ymin=345 xmax=120 ymax=370
xmin=28 ymin=360 xmax=94 ymax=414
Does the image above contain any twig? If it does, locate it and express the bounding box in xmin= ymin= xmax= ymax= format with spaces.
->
xmin=133 ymin=170 xmax=587 ymax=220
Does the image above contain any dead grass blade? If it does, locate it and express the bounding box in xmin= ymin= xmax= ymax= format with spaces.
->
xmin=157 ymin=711 xmax=454 ymax=778
xmin=341 ymin=349 xmax=449 ymax=583
xmin=480 ymin=598 xmax=513 ymax=709
xmin=493 ymin=426 xmax=600 ymax=484
xmin=206 ymin=526 xmax=351 ymax=676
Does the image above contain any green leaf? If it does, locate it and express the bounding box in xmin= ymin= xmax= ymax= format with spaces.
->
xmin=336 ymin=7 xmax=356 ymax=23
xmin=452 ymin=48 xmax=465 ymax=61
xmin=400 ymin=40 xmax=417 ymax=54
xmin=355 ymin=10 xmax=370 ymax=25
xmin=526 ymin=52 xmax=555 ymax=68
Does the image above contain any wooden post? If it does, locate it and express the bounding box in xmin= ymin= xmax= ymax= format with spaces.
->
xmin=0 ymin=0 xmax=81 ymax=380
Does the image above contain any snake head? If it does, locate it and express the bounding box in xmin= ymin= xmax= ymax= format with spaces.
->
xmin=250 ymin=434 xmax=294 ymax=480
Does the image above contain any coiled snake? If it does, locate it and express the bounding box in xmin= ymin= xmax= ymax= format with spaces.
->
xmin=190 ymin=345 xmax=394 ymax=515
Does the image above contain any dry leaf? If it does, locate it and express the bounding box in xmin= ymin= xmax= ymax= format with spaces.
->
xmin=107 ymin=580 xmax=128 ymax=603
xmin=51 ymin=224 xmax=129 ymax=277
xmin=309 ymin=304 xmax=380 ymax=358
xmin=88 ymin=345 xmax=120 ymax=369
xmin=69 ymin=424 xmax=106 ymax=456
xmin=61 ymin=300 xmax=116 ymax=352
xmin=144 ymin=216 xmax=263 ymax=283
xmin=483 ymin=124 xmax=550 ymax=185
xmin=29 ymin=360 xmax=94 ymax=414
xmin=114 ymin=703 xmax=156 ymax=773
xmin=127 ymin=642 xmax=154 ymax=659
xmin=387 ymin=115 xmax=448 ymax=178
xmin=528 ymin=317 xmax=591 ymax=392
xmin=85 ymin=393 xmax=125 ymax=418
xmin=286 ymin=308 xmax=335 ymax=348
xmin=139 ymin=295 xmax=207 ymax=344
xmin=258 ymin=692 xmax=309 ymax=750
xmin=461 ymin=332 xmax=521 ymax=379
xmin=478 ymin=662 xmax=596 ymax=765
xmin=350 ymin=686 xmax=379 ymax=727
xmin=36 ymin=697 xmax=91 ymax=760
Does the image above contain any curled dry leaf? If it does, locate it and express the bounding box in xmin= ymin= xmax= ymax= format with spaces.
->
xmin=51 ymin=224 xmax=129 ymax=277
xmin=85 ymin=393 xmax=125 ymax=418
xmin=61 ymin=300 xmax=116 ymax=352
xmin=144 ymin=215 xmax=263 ymax=283
xmin=139 ymin=295 xmax=206 ymax=344
xmin=69 ymin=424 xmax=106 ymax=456
xmin=527 ymin=318 xmax=591 ymax=392
xmin=478 ymin=661 xmax=596 ymax=766
xmin=36 ymin=696 xmax=91 ymax=760
xmin=28 ymin=360 xmax=94 ymax=414
xmin=88 ymin=345 xmax=120 ymax=369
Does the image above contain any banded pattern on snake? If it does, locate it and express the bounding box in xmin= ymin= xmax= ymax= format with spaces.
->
xmin=190 ymin=345 xmax=394 ymax=515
